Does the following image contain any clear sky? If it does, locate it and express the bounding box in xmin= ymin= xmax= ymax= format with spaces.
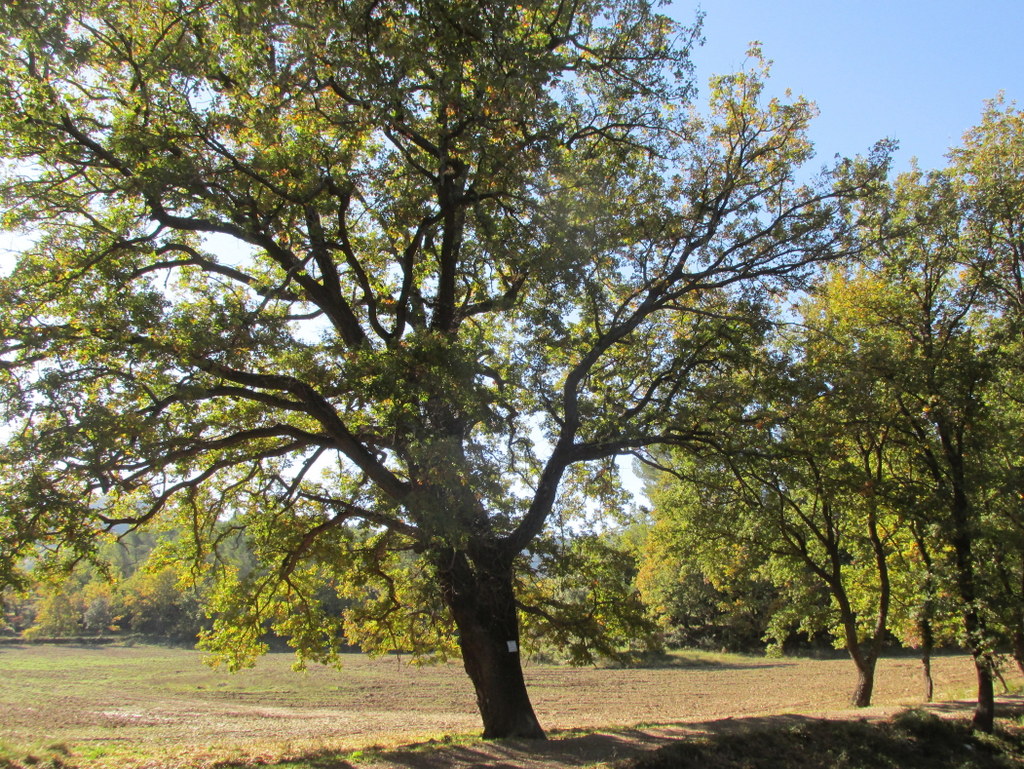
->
xmin=674 ymin=0 xmax=1024 ymax=173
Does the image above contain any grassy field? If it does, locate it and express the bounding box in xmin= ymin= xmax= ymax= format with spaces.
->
xmin=0 ymin=643 xmax=1022 ymax=768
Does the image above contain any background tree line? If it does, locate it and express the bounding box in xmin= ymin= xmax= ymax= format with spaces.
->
xmin=4 ymin=530 xmax=210 ymax=642
xmin=638 ymin=100 xmax=1024 ymax=726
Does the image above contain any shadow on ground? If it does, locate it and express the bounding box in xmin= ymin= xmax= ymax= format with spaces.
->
xmin=355 ymin=728 xmax=693 ymax=769
xmin=248 ymin=696 xmax=1024 ymax=769
xmin=619 ymin=704 xmax=1024 ymax=769
xmin=924 ymin=694 xmax=1024 ymax=718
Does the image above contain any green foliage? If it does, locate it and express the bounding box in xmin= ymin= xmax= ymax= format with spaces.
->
xmin=15 ymin=548 xmax=205 ymax=642
xmin=22 ymin=590 xmax=85 ymax=640
xmin=520 ymin=529 xmax=660 ymax=665
xmin=118 ymin=565 xmax=203 ymax=640
xmin=636 ymin=482 xmax=777 ymax=652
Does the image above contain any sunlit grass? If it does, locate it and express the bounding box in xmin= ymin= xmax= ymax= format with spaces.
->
xmin=1 ymin=642 xmax=1015 ymax=768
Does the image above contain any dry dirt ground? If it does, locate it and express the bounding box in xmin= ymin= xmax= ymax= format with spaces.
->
xmin=0 ymin=644 xmax=1017 ymax=768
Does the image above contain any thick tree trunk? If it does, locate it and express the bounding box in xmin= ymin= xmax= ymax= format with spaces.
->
xmin=852 ymin=654 xmax=877 ymax=708
xmin=438 ymin=549 xmax=545 ymax=739
xmin=973 ymin=656 xmax=995 ymax=733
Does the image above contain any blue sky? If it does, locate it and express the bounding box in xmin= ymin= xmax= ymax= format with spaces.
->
xmin=674 ymin=0 xmax=1024 ymax=173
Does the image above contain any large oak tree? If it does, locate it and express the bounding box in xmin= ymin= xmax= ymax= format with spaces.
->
xmin=0 ymin=0 xmax=879 ymax=737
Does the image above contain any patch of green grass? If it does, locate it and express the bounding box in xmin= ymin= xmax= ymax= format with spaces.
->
xmin=0 ymin=741 xmax=160 ymax=769
xmin=72 ymin=747 xmax=106 ymax=763
xmin=594 ymin=648 xmax=777 ymax=671
xmin=619 ymin=711 xmax=1024 ymax=769
xmin=663 ymin=649 xmax=776 ymax=669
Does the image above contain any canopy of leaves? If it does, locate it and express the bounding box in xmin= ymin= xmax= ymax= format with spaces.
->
xmin=0 ymin=0 xmax=881 ymax=662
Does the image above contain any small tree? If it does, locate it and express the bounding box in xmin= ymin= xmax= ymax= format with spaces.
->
xmin=643 ymin=413 xmax=909 ymax=708
xmin=851 ymin=168 xmax=1004 ymax=731
xmin=639 ymin=462 xmax=777 ymax=652
xmin=81 ymin=579 xmax=117 ymax=634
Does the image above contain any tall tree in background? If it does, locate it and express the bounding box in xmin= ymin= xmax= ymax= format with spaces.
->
xmin=0 ymin=0 xmax=878 ymax=737
xmin=950 ymin=100 xmax=1024 ymax=707
xmin=850 ymin=168 xmax=1004 ymax=731
xmin=642 ymin=326 xmax=914 ymax=709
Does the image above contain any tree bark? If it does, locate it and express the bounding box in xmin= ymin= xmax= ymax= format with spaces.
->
xmin=937 ymin=422 xmax=993 ymax=732
xmin=921 ymin=651 xmax=934 ymax=702
xmin=855 ymin=492 xmax=889 ymax=709
xmin=912 ymin=525 xmax=936 ymax=702
xmin=1013 ymin=628 xmax=1024 ymax=676
xmin=831 ymin=574 xmax=880 ymax=708
xmin=972 ymin=655 xmax=995 ymax=733
xmin=919 ymin=615 xmax=935 ymax=702
xmin=1017 ymin=550 xmax=1024 ymax=676
xmin=438 ymin=548 xmax=546 ymax=739
xmin=851 ymin=654 xmax=877 ymax=708
xmin=948 ymin=511 xmax=994 ymax=731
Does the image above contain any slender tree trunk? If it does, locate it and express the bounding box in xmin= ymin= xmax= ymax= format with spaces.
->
xmin=1013 ymin=628 xmax=1024 ymax=676
xmin=958 ymin=575 xmax=996 ymax=731
xmin=1014 ymin=556 xmax=1024 ymax=675
xmin=835 ymin=592 xmax=879 ymax=707
xmin=919 ymin=615 xmax=935 ymax=702
xmin=437 ymin=548 xmax=545 ymax=739
xmin=949 ymin=512 xmax=995 ymax=731
xmin=857 ymin=488 xmax=889 ymax=709
xmin=936 ymin=422 xmax=994 ymax=732
xmin=830 ymin=555 xmax=882 ymax=708
xmin=912 ymin=525 xmax=936 ymax=701
xmin=920 ymin=651 xmax=934 ymax=702
xmin=1018 ymin=550 xmax=1024 ymax=675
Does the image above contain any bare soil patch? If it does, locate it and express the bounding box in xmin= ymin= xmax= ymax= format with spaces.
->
xmin=0 ymin=644 xmax=1013 ymax=768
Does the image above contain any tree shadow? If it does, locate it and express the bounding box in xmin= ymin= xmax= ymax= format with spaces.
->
xmin=923 ymin=694 xmax=1024 ymax=718
xmin=356 ymin=728 xmax=690 ymax=769
xmin=274 ymin=697 xmax=1024 ymax=769
xmin=619 ymin=707 xmax=1024 ymax=769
